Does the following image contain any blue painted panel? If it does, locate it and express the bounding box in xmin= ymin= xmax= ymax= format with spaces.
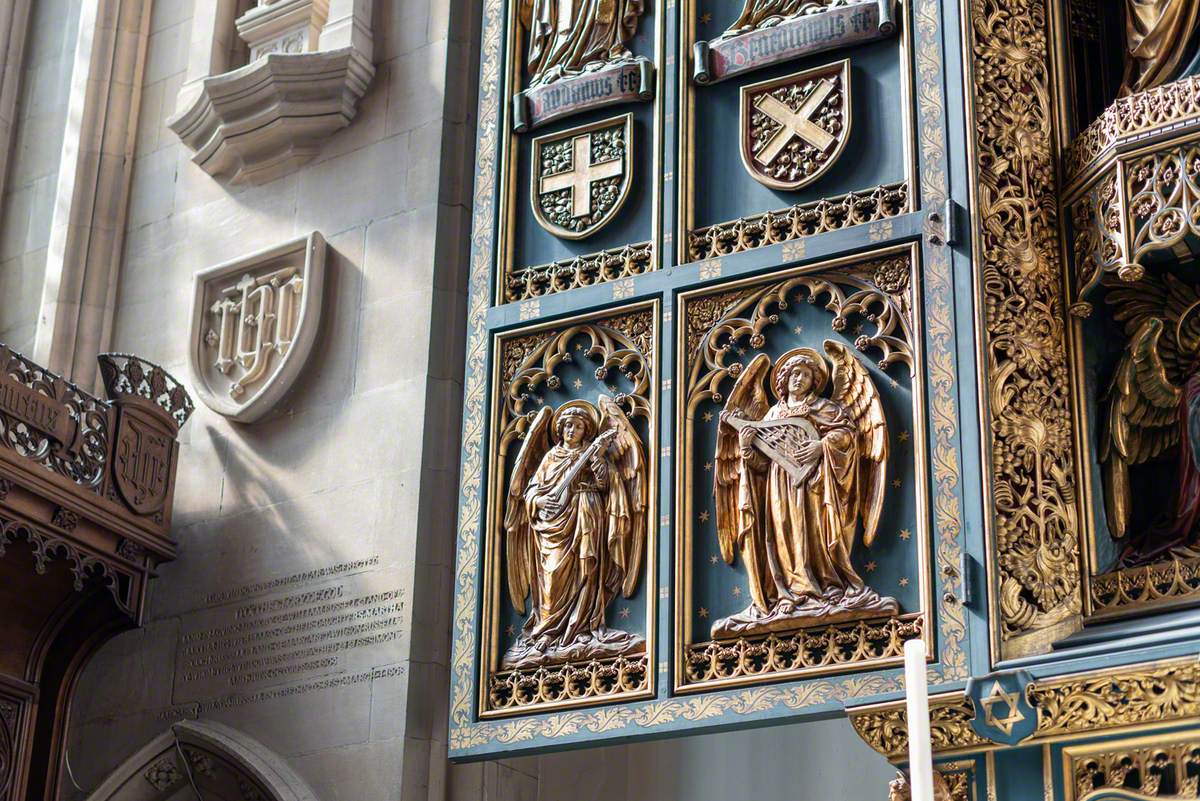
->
xmin=690 ymin=38 xmax=907 ymax=230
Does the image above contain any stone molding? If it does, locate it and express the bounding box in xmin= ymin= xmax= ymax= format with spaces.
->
xmin=82 ymin=720 xmax=319 ymax=801
xmin=0 ymin=0 xmax=31 ymax=203
xmin=167 ymin=0 xmax=374 ymax=185
xmin=33 ymin=1 xmax=151 ymax=388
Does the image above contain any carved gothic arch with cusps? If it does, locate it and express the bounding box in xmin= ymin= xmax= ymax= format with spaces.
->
xmin=83 ymin=720 xmax=319 ymax=801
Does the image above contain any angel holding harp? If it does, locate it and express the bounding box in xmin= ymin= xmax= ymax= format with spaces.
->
xmin=502 ymin=395 xmax=648 ymax=669
xmin=712 ymin=341 xmax=898 ymax=638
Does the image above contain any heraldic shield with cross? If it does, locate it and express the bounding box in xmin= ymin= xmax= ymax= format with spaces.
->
xmin=531 ymin=113 xmax=633 ymax=240
xmin=740 ymin=60 xmax=851 ymax=191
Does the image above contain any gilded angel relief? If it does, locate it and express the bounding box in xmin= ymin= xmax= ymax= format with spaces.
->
xmin=503 ymin=395 xmax=648 ymax=669
xmin=712 ymin=340 xmax=897 ymax=638
xmin=1101 ymin=274 xmax=1200 ymax=566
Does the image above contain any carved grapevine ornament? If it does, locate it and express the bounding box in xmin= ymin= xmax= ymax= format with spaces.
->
xmin=967 ymin=0 xmax=1082 ymax=649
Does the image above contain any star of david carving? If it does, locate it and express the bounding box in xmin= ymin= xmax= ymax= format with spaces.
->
xmin=979 ymin=681 xmax=1025 ymax=736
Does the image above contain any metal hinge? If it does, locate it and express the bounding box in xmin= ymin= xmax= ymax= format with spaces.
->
xmin=925 ymin=199 xmax=960 ymax=247
xmin=941 ymin=552 xmax=975 ymax=608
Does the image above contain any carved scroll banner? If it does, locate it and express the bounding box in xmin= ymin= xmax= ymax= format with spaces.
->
xmin=0 ymin=374 xmax=77 ymax=451
xmin=514 ymin=58 xmax=655 ymax=132
xmin=693 ymin=0 xmax=895 ymax=85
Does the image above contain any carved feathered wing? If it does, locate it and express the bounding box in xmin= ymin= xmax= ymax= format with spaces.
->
xmin=1100 ymin=317 xmax=1182 ymax=539
xmin=598 ymin=395 xmax=648 ymax=598
xmin=825 ymin=340 xmax=888 ymax=548
xmin=714 ymin=353 xmax=772 ymax=564
xmin=503 ymin=406 xmax=552 ymax=614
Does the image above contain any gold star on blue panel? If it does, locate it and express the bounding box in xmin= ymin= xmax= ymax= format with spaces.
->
xmin=980 ymin=681 xmax=1024 ymax=736
xmin=965 ymin=669 xmax=1036 ymax=745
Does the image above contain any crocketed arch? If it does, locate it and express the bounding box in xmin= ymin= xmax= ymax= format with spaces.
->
xmin=83 ymin=720 xmax=318 ymax=801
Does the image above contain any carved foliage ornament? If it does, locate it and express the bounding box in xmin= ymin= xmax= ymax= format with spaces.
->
xmin=189 ymin=233 xmax=326 ymax=423
xmin=850 ymin=658 xmax=1200 ymax=760
xmin=531 ymin=115 xmax=633 ymax=239
xmin=966 ymin=0 xmax=1082 ymax=652
xmin=1067 ymin=733 xmax=1200 ymax=801
xmin=740 ymin=60 xmax=850 ymax=191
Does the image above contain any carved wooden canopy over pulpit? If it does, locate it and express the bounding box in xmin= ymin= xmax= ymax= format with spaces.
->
xmin=0 ymin=347 xmax=193 ymax=801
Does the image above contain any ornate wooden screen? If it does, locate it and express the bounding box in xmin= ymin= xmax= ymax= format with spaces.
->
xmin=448 ymin=0 xmax=990 ymax=758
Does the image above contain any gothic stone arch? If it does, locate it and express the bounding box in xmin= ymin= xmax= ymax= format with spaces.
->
xmin=84 ymin=720 xmax=318 ymax=801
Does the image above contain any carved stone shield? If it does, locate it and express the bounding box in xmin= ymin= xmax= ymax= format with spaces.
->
xmin=531 ymin=113 xmax=633 ymax=240
xmin=188 ymin=232 xmax=326 ymax=423
xmin=740 ymin=60 xmax=851 ymax=191
xmin=113 ymin=406 xmax=174 ymax=515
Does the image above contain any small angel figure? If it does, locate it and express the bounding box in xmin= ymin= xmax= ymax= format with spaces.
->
xmin=712 ymin=341 xmax=898 ymax=638
xmin=502 ymin=395 xmax=648 ymax=669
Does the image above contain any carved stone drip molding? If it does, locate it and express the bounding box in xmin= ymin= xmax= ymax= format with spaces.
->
xmin=1064 ymin=77 xmax=1200 ymax=310
xmin=168 ymin=0 xmax=374 ymax=185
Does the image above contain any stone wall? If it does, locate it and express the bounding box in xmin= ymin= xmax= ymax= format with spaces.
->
xmin=0 ymin=0 xmax=80 ymax=353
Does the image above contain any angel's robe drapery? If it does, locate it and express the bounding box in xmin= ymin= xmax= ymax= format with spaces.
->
xmin=733 ymin=398 xmax=871 ymax=612
xmin=723 ymin=0 xmax=824 ymax=36
xmin=1122 ymin=0 xmax=1200 ymax=95
xmin=519 ymin=443 xmax=633 ymax=646
xmin=520 ymin=0 xmax=644 ymax=85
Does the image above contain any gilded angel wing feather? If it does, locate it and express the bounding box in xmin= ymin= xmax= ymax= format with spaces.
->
xmin=1100 ymin=317 xmax=1182 ymax=539
xmin=713 ymin=353 xmax=772 ymax=564
xmin=504 ymin=406 xmax=552 ymax=614
xmin=824 ymin=340 xmax=889 ymax=548
xmin=598 ymin=395 xmax=648 ymax=598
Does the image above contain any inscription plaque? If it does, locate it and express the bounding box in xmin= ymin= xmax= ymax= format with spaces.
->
xmin=174 ymin=566 xmax=406 ymax=706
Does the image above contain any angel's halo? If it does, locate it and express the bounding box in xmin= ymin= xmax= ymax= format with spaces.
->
xmin=770 ymin=346 xmax=829 ymax=399
xmin=550 ymin=398 xmax=601 ymax=443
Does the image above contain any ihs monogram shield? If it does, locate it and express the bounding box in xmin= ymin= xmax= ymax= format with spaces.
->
xmin=740 ymin=60 xmax=851 ymax=191
xmin=188 ymin=233 xmax=327 ymax=423
xmin=531 ymin=113 xmax=633 ymax=240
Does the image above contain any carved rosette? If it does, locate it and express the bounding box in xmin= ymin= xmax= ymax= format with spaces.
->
xmin=965 ymin=0 xmax=1084 ymax=656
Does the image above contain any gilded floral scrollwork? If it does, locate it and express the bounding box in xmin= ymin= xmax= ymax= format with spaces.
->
xmin=1067 ymin=734 xmax=1200 ymax=800
xmin=966 ymin=0 xmax=1083 ymax=652
xmin=848 ymin=697 xmax=986 ymax=760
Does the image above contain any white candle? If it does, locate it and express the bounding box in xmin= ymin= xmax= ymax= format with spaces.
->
xmin=904 ymin=638 xmax=934 ymax=801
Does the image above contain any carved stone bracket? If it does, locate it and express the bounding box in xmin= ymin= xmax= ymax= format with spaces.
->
xmin=168 ymin=0 xmax=374 ymax=184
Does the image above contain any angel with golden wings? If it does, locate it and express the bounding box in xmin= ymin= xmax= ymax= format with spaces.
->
xmin=1101 ymin=273 xmax=1200 ymax=566
xmin=503 ymin=395 xmax=647 ymax=669
xmin=712 ymin=341 xmax=898 ymax=638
